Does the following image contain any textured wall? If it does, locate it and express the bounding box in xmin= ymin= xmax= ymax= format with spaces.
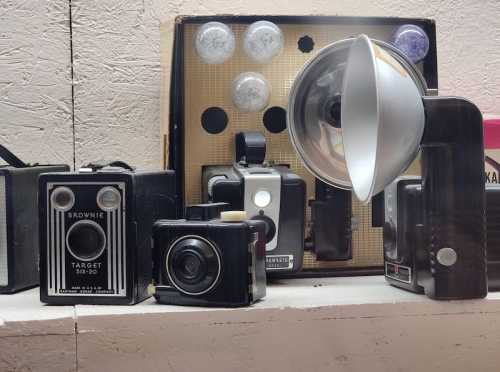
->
xmin=2 ymin=1 xmax=500 ymax=168
xmin=73 ymin=0 xmax=500 ymax=169
xmin=0 ymin=0 xmax=73 ymax=166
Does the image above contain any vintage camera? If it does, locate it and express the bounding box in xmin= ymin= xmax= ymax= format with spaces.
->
xmin=0 ymin=145 xmax=68 ymax=294
xmin=202 ymin=132 xmax=305 ymax=274
xmin=384 ymin=175 xmax=494 ymax=297
xmin=39 ymin=164 xmax=177 ymax=305
xmin=152 ymin=203 xmax=267 ymax=307
xmin=383 ymin=176 xmax=424 ymax=293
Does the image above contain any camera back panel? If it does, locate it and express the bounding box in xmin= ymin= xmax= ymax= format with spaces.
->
xmin=164 ymin=15 xmax=437 ymax=274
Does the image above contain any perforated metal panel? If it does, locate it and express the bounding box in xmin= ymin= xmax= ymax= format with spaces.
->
xmin=172 ymin=19 xmax=426 ymax=270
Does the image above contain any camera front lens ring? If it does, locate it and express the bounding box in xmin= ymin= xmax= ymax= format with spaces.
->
xmin=66 ymin=220 xmax=107 ymax=262
xmin=165 ymin=235 xmax=222 ymax=296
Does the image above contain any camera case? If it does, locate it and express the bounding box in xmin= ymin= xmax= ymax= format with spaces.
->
xmin=39 ymin=165 xmax=177 ymax=305
xmin=153 ymin=203 xmax=267 ymax=307
xmin=0 ymin=145 xmax=68 ymax=294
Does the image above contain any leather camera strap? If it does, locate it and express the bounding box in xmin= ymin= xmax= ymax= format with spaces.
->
xmin=82 ymin=161 xmax=135 ymax=172
xmin=0 ymin=144 xmax=27 ymax=168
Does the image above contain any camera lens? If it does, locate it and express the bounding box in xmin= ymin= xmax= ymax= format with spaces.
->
xmin=97 ymin=187 xmax=121 ymax=211
xmin=51 ymin=187 xmax=75 ymax=212
xmin=176 ymin=251 xmax=206 ymax=280
xmin=66 ymin=220 xmax=106 ymax=261
xmin=166 ymin=236 xmax=221 ymax=296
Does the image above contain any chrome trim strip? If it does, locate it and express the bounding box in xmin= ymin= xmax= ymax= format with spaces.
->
xmin=55 ymin=209 xmax=60 ymax=293
xmin=49 ymin=188 xmax=55 ymax=294
xmin=236 ymin=166 xmax=281 ymax=251
xmin=120 ymin=184 xmax=126 ymax=294
xmin=117 ymin=206 xmax=122 ymax=292
xmin=107 ymin=211 xmax=112 ymax=290
xmin=112 ymin=209 xmax=117 ymax=294
xmin=61 ymin=211 xmax=66 ymax=289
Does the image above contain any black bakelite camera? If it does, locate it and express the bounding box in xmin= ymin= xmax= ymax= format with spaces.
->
xmin=384 ymin=176 xmax=496 ymax=297
xmin=202 ymin=132 xmax=305 ymax=273
xmin=153 ymin=203 xmax=267 ymax=307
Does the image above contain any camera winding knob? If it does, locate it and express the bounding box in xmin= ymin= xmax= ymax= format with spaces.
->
xmin=436 ymin=247 xmax=458 ymax=267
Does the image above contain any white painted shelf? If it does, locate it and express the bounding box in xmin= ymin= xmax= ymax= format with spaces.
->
xmin=1 ymin=275 xmax=500 ymax=324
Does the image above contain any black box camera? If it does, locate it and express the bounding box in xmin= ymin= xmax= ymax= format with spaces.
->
xmin=153 ymin=203 xmax=267 ymax=307
xmin=202 ymin=132 xmax=305 ymax=274
xmin=384 ymin=176 xmax=494 ymax=298
xmin=0 ymin=145 xmax=68 ymax=294
xmin=39 ymin=163 xmax=177 ymax=305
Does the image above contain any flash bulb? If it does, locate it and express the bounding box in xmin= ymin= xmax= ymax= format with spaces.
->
xmin=243 ymin=21 xmax=284 ymax=63
xmin=195 ymin=22 xmax=235 ymax=64
xmin=231 ymin=72 xmax=270 ymax=112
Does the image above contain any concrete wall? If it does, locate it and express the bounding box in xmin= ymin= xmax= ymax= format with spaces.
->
xmin=1 ymin=0 xmax=499 ymax=169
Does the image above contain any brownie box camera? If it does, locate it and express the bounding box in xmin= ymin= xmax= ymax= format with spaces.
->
xmin=153 ymin=204 xmax=266 ymax=307
xmin=39 ymin=168 xmax=177 ymax=305
xmin=0 ymin=163 xmax=69 ymax=294
xmin=202 ymin=163 xmax=305 ymax=273
xmin=384 ymin=175 xmax=490 ymax=298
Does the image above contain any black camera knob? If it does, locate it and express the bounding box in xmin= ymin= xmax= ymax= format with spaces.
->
xmin=251 ymin=214 xmax=276 ymax=243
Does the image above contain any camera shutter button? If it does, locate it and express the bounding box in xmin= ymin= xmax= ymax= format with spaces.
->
xmin=436 ymin=247 xmax=458 ymax=267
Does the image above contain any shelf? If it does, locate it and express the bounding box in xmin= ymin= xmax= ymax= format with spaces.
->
xmin=2 ymin=276 xmax=500 ymax=372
